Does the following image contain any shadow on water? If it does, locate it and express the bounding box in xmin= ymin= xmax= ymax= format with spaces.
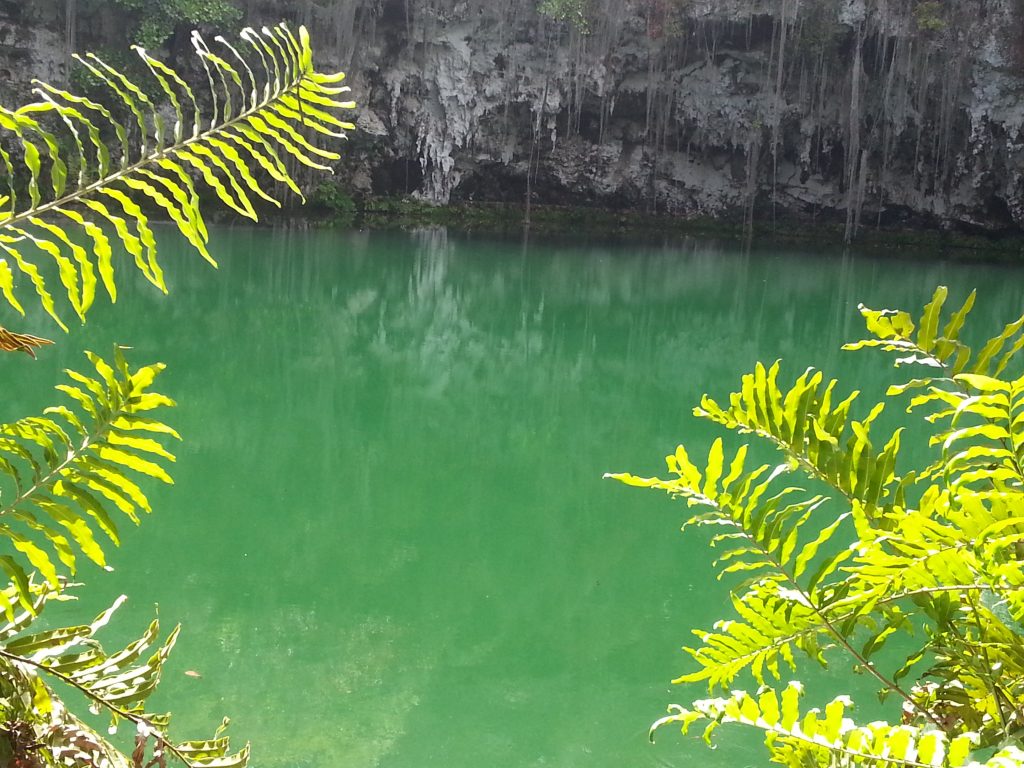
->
xmin=4 ymin=225 xmax=1023 ymax=766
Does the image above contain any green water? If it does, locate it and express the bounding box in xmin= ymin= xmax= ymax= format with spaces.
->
xmin=7 ymin=227 xmax=1024 ymax=767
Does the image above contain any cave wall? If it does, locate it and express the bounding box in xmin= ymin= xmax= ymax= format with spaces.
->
xmin=327 ymin=0 xmax=1024 ymax=232
xmin=3 ymin=0 xmax=1024 ymax=233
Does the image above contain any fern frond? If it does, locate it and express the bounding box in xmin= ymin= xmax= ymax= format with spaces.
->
xmin=607 ymin=440 xmax=861 ymax=689
xmin=918 ymin=608 xmax=1024 ymax=738
xmin=678 ymin=584 xmax=831 ymax=689
xmin=846 ymin=286 xmax=1024 ymax=383
xmin=849 ymin=486 xmax=1024 ymax=624
xmin=0 ymin=23 xmax=354 ymax=336
xmin=651 ymin=683 xmax=1012 ymax=768
xmin=693 ymin=363 xmax=903 ymax=512
xmin=607 ymin=438 xmax=843 ymax=582
xmin=174 ymin=717 xmax=251 ymax=768
xmin=0 ymin=590 xmax=249 ymax=768
xmin=616 ymin=288 xmax=1024 ymax=764
xmin=0 ymin=348 xmax=177 ymax=611
xmin=905 ymin=373 xmax=1024 ymax=493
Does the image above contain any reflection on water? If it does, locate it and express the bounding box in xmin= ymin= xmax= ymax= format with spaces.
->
xmin=6 ymin=226 xmax=1023 ymax=766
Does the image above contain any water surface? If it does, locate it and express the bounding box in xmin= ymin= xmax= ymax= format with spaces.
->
xmin=7 ymin=227 xmax=1023 ymax=767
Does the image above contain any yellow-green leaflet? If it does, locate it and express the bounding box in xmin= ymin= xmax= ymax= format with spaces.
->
xmin=0 ymin=257 xmax=23 ymax=314
xmin=1 ymin=240 xmax=68 ymax=330
xmin=29 ymin=217 xmax=97 ymax=315
xmin=151 ymin=159 xmax=210 ymax=246
xmin=215 ymin=34 xmax=259 ymax=110
xmin=176 ymin=148 xmax=255 ymax=219
xmin=9 ymin=224 xmax=82 ymax=318
xmin=95 ymin=188 xmax=164 ymax=291
xmin=187 ymin=141 xmax=264 ymax=213
xmin=56 ymin=207 xmax=116 ymax=302
xmin=32 ymin=79 xmax=128 ymax=167
xmin=245 ymin=114 xmax=333 ymax=169
xmin=118 ymin=175 xmax=209 ymax=259
xmin=205 ymin=136 xmax=282 ymax=207
xmin=80 ymin=198 xmax=154 ymax=287
xmin=220 ymin=128 xmax=303 ymax=199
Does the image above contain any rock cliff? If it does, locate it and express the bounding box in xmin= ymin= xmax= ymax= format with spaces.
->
xmin=3 ymin=0 xmax=1024 ymax=234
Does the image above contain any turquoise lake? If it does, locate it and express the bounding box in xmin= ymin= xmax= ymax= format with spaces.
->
xmin=5 ymin=226 xmax=1023 ymax=767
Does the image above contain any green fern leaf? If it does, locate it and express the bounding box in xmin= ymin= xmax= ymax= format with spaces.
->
xmin=1 ymin=590 xmax=249 ymax=768
xmin=693 ymin=364 xmax=903 ymax=512
xmin=651 ymin=683 xmax=1021 ymax=767
xmin=0 ymin=23 xmax=354 ymax=342
xmin=0 ymin=350 xmax=177 ymax=611
xmin=848 ymin=287 xmax=1024 ymax=383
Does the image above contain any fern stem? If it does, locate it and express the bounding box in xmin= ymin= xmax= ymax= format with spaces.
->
xmin=814 ymin=608 xmax=945 ymax=729
xmin=0 ymin=647 xmax=196 ymax=766
xmin=2 ymin=432 xmax=98 ymax=519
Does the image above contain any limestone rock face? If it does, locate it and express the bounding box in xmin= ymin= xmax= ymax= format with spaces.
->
xmin=0 ymin=2 xmax=69 ymax=102
xmin=336 ymin=0 xmax=1024 ymax=232
xmin=6 ymin=0 xmax=1024 ymax=232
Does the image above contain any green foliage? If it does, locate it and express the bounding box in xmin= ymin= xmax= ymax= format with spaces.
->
xmin=537 ymin=0 xmax=591 ymax=33
xmin=310 ymin=180 xmax=357 ymax=218
xmin=656 ymin=0 xmax=696 ymax=41
xmin=914 ymin=1 xmax=948 ymax=33
xmin=0 ymin=580 xmax=248 ymax=767
xmin=793 ymin=0 xmax=842 ymax=60
xmin=654 ymin=683 xmax=1024 ymax=768
xmin=608 ymin=287 xmax=1024 ymax=767
xmin=0 ymin=349 xmax=177 ymax=611
xmin=0 ymin=352 xmax=248 ymax=766
xmin=0 ymin=22 xmax=355 ymax=338
xmin=105 ymin=0 xmax=243 ymax=50
xmin=0 ymin=24 xmax=352 ymax=767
